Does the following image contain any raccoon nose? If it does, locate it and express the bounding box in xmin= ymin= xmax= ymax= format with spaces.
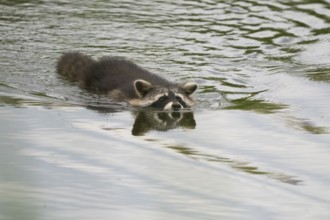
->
xmin=172 ymin=103 xmax=181 ymax=111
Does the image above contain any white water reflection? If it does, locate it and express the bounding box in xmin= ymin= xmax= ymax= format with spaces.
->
xmin=1 ymin=103 xmax=330 ymax=219
xmin=297 ymin=40 xmax=330 ymax=65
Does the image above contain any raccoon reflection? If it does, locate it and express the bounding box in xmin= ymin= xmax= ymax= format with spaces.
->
xmin=57 ymin=52 xmax=198 ymax=111
xmin=132 ymin=111 xmax=196 ymax=136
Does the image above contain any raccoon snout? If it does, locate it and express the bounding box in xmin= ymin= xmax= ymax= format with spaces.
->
xmin=172 ymin=103 xmax=181 ymax=111
xmin=164 ymin=101 xmax=182 ymax=111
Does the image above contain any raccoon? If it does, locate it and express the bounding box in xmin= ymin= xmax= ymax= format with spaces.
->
xmin=57 ymin=52 xmax=198 ymax=111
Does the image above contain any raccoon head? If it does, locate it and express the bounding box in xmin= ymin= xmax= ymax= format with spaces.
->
xmin=130 ymin=79 xmax=198 ymax=111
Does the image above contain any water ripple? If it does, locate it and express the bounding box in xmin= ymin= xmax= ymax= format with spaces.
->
xmin=1 ymin=1 xmax=330 ymax=219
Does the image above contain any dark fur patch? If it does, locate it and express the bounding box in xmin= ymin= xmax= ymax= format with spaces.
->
xmin=57 ymin=52 xmax=94 ymax=82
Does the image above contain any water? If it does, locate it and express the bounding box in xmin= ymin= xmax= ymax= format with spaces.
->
xmin=1 ymin=0 xmax=330 ymax=219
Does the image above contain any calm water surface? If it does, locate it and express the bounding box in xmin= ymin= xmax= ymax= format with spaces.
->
xmin=1 ymin=0 xmax=330 ymax=219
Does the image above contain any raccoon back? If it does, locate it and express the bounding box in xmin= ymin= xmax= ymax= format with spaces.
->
xmin=56 ymin=52 xmax=94 ymax=82
xmin=57 ymin=52 xmax=174 ymax=101
xmin=82 ymin=56 xmax=172 ymax=95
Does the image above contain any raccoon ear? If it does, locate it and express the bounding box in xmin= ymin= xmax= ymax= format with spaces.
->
xmin=134 ymin=79 xmax=153 ymax=97
xmin=181 ymin=82 xmax=198 ymax=95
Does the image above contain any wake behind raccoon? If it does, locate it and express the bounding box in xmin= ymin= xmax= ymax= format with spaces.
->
xmin=57 ymin=52 xmax=198 ymax=111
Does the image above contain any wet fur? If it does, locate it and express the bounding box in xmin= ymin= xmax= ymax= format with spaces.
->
xmin=57 ymin=52 xmax=197 ymax=109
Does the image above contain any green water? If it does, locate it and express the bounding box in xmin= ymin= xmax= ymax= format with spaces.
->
xmin=1 ymin=0 xmax=330 ymax=219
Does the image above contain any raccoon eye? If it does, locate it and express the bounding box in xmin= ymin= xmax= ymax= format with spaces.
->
xmin=158 ymin=96 xmax=166 ymax=103
xmin=176 ymin=96 xmax=183 ymax=102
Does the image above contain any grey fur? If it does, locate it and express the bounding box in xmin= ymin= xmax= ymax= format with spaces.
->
xmin=56 ymin=52 xmax=197 ymax=110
